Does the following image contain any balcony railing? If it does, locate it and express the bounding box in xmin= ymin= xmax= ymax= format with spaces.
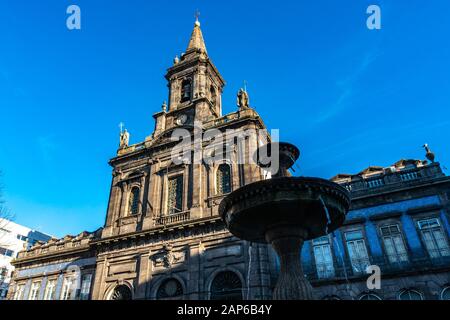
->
xmin=154 ymin=211 xmax=190 ymax=226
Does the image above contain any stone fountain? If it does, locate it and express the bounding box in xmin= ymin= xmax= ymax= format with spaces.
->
xmin=219 ymin=142 xmax=351 ymax=300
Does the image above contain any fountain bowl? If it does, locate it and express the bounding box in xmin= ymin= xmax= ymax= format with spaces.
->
xmin=219 ymin=176 xmax=351 ymax=243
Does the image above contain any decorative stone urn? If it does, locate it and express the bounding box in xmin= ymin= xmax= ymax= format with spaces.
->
xmin=219 ymin=142 xmax=351 ymax=300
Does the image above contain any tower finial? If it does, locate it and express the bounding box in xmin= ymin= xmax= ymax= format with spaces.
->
xmin=195 ymin=9 xmax=201 ymax=26
xmin=186 ymin=10 xmax=207 ymax=54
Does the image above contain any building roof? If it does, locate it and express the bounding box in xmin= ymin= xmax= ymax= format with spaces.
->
xmin=331 ymin=159 xmax=430 ymax=183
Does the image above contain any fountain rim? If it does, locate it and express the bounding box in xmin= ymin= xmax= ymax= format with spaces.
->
xmin=218 ymin=176 xmax=351 ymax=220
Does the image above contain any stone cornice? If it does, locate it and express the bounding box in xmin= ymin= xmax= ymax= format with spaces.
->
xmin=11 ymin=244 xmax=92 ymax=266
xmin=109 ymin=109 xmax=266 ymax=164
xmin=350 ymin=176 xmax=450 ymax=203
xmin=93 ymin=216 xmax=224 ymax=246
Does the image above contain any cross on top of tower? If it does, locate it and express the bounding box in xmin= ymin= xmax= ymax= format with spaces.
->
xmin=194 ymin=9 xmax=201 ymax=26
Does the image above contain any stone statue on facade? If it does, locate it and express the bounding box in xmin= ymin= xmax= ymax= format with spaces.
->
xmin=423 ymin=143 xmax=436 ymax=163
xmin=119 ymin=129 xmax=130 ymax=149
xmin=237 ymin=88 xmax=250 ymax=109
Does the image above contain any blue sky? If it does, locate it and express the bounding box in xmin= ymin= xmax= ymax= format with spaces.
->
xmin=1 ymin=1 xmax=449 ymax=238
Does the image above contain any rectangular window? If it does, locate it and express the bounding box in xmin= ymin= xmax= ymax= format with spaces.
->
xmin=28 ymin=281 xmax=41 ymax=300
xmin=167 ymin=176 xmax=183 ymax=214
xmin=380 ymin=224 xmax=409 ymax=263
xmin=418 ymin=218 xmax=450 ymax=258
xmin=13 ymin=284 xmax=25 ymax=300
xmin=312 ymin=236 xmax=335 ymax=279
xmin=16 ymin=234 xmax=28 ymax=241
xmin=43 ymin=279 xmax=57 ymax=300
xmin=345 ymin=230 xmax=371 ymax=274
xmin=60 ymin=277 xmax=75 ymax=300
xmin=0 ymin=247 xmax=14 ymax=257
xmin=79 ymin=274 xmax=92 ymax=300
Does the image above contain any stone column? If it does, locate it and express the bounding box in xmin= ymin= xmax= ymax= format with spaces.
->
xmin=38 ymin=277 xmax=48 ymax=300
xmin=187 ymin=243 xmax=202 ymax=299
xmin=190 ymin=163 xmax=203 ymax=219
xmin=103 ymin=176 xmax=123 ymax=237
xmin=119 ymin=183 xmax=129 ymax=219
xmin=54 ymin=274 xmax=64 ymax=300
xmin=135 ymin=253 xmax=150 ymax=299
xmin=143 ymin=165 xmax=156 ymax=229
xmin=91 ymin=257 xmax=107 ymax=300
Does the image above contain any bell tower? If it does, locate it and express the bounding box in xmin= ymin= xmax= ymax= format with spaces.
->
xmin=160 ymin=18 xmax=225 ymax=131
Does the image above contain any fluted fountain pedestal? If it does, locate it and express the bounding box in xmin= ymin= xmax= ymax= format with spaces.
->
xmin=219 ymin=142 xmax=351 ymax=300
xmin=266 ymin=226 xmax=314 ymax=300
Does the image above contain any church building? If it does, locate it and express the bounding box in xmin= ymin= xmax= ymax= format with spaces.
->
xmin=7 ymin=18 xmax=273 ymax=301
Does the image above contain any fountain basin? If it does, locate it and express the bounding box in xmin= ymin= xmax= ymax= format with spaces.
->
xmin=219 ymin=177 xmax=351 ymax=243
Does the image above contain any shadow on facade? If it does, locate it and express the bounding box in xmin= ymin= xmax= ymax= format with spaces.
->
xmin=100 ymin=235 xmax=276 ymax=301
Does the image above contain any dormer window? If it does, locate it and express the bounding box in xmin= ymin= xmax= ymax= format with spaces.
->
xmin=180 ymin=79 xmax=192 ymax=102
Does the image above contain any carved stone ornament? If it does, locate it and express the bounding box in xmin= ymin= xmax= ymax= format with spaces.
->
xmin=152 ymin=245 xmax=185 ymax=268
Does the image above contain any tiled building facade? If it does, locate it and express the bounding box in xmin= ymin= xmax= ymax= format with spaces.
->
xmin=303 ymin=160 xmax=450 ymax=300
xmin=6 ymin=21 xmax=450 ymax=300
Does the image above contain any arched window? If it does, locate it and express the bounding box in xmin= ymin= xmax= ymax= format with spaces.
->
xmin=156 ymin=278 xmax=183 ymax=299
xmin=399 ymin=289 xmax=423 ymax=300
xmin=128 ymin=187 xmax=140 ymax=215
xmin=210 ymin=271 xmax=242 ymax=300
xmin=441 ymin=287 xmax=450 ymax=300
xmin=180 ymin=79 xmax=192 ymax=102
xmin=359 ymin=293 xmax=382 ymax=300
xmin=216 ymin=164 xmax=232 ymax=195
xmin=110 ymin=285 xmax=132 ymax=300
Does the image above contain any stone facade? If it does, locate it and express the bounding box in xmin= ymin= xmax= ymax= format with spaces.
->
xmin=6 ymin=21 xmax=450 ymax=301
xmin=7 ymin=20 xmax=273 ymax=301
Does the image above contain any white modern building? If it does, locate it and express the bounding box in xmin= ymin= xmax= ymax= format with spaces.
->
xmin=0 ymin=218 xmax=52 ymax=299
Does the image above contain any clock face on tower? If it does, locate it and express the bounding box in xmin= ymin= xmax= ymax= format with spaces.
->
xmin=176 ymin=113 xmax=188 ymax=125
